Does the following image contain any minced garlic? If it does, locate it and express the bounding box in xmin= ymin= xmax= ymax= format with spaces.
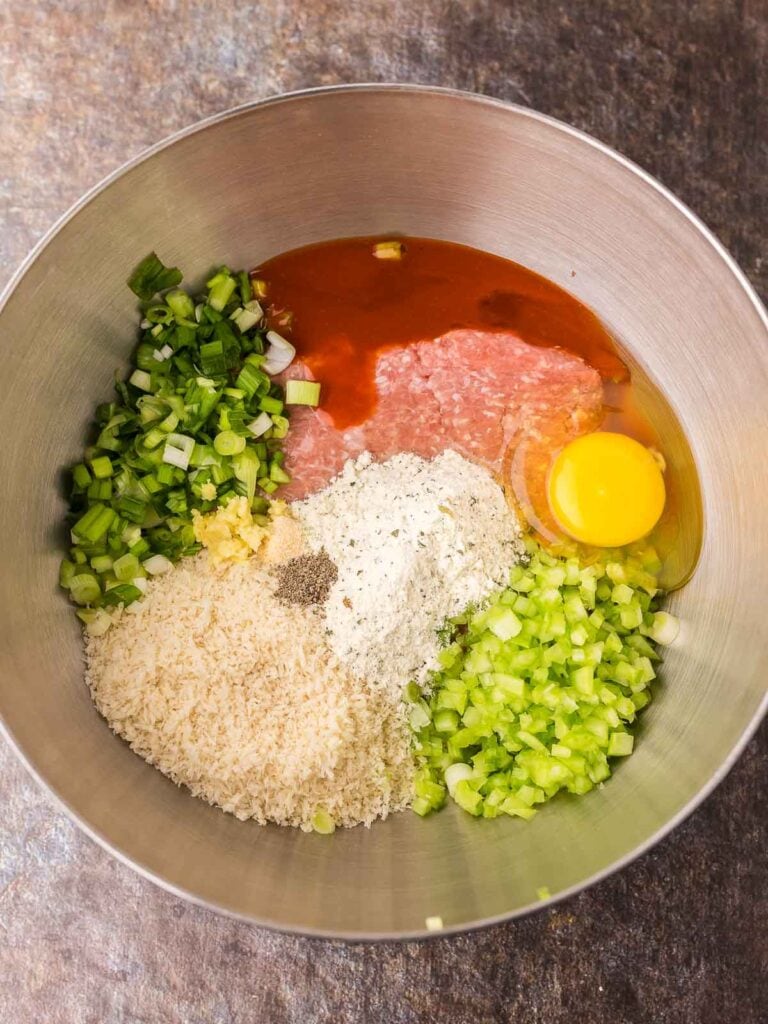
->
xmin=192 ymin=497 xmax=304 ymax=566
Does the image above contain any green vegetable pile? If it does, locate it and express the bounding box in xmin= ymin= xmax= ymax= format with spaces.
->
xmin=59 ymin=253 xmax=317 ymax=635
xmin=410 ymin=538 xmax=678 ymax=819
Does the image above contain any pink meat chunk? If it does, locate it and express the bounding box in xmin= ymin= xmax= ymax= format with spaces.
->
xmin=279 ymin=330 xmax=603 ymax=500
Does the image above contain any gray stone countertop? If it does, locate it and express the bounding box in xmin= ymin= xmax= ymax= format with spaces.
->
xmin=1 ymin=1 xmax=766 ymax=1021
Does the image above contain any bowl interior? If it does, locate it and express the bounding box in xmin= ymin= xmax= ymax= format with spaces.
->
xmin=1 ymin=87 xmax=767 ymax=937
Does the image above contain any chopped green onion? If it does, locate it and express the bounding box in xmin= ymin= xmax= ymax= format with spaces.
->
xmin=263 ymin=331 xmax=296 ymax=375
xmin=232 ymin=300 xmax=263 ymax=333
xmin=165 ymin=289 xmax=195 ymax=320
xmin=237 ymin=270 xmax=252 ymax=304
xmin=232 ymin=448 xmax=260 ymax=499
xmin=207 ymin=271 xmax=237 ymax=312
xmin=102 ymin=582 xmax=143 ymax=607
xmin=127 ymin=252 xmax=182 ymax=300
xmin=90 ymin=554 xmax=114 ymax=574
xmin=142 ymin=427 xmax=165 ymax=450
xmin=235 ymin=355 xmax=268 ymax=398
xmin=143 ymin=553 xmax=173 ymax=576
xmin=270 ymin=415 xmax=289 ymax=440
xmin=59 ymin=558 xmax=76 ymax=588
xmin=199 ymin=340 xmax=227 ymax=376
xmin=62 ymin=254 xmax=315 ymax=626
xmin=72 ymin=504 xmax=116 ymax=543
xmin=89 ymin=455 xmax=114 ymax=479
xmin=163 ymin=433 xmax=195 ymax=471
xmin=285 ymin=379 xmax=321 ymax=407
xmin=113 ymin=553 xmax=141 ymax=582
xmin=129 ymin=369 xmax=153 ymax=392
xmin=69 ymin=573 xmax=101 ymax=605
xmin=246 ymin=412 xmax=273 ymax=438
xmin=76 ymin=607 xmax=114 ymax=636
xmin=145 ymin=303 xmax=173 ymax=325
xmin=259 ymin=394 xmax=284 ymax=415
xmin=72 ymin=463 xmax=92 ymax=489
xmin=213 ymin=430 xmax=246 ymax=456
xmin=158 ymin=412 xmax=179 ymax=433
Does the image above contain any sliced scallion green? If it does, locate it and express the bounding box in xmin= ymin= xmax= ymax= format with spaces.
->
xmin=129 ymin=369 xmax=153 ymax=392
xmin=127 ymin=252 xmax=182 ymax=300
xmin=62 ymin=253 xmax=314 ymax=631
xmin=213 ymin=430 xmax=246 ymax=457
xmin=285 ymin=379 xmax=321 ymax=407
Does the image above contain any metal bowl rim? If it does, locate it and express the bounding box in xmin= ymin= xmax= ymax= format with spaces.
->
xmin=1 ymin=82 xmax=766 ymax=941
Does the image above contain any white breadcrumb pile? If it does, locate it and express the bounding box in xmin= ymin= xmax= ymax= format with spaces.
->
xmin=85 ymin=554 xmax=413 ymax=830
xmin=294 ymin=450 xmax=524 ymax=696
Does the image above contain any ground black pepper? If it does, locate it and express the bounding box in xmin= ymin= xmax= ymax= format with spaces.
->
xmin=273 ymin=549 xmax=338 ymax=607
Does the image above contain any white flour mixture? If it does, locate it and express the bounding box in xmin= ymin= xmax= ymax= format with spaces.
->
xmin=293 ymin=450 xmax=524 ymax=696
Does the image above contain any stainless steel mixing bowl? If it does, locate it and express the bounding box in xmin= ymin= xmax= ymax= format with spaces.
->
xmin=1 ymin=86 xmax=766 ymax=939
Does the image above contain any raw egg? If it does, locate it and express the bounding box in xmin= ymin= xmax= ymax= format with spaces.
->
xmin=547 ymin=432 xmax=666 ymax=547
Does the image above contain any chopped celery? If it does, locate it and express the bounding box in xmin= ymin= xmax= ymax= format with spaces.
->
xmin=311 ymin=809 xmax=336 ymax=834
xmin=485 ymin=605 xmax=522 ymax=641
xmin=444 ymin=762 xmax=472 ymax=795
xmin=412 ymin=542 xmax=667 ymax=821
xmin=607 ymin=732 xmax=634 ymax=756
xmin=645 ymin=610 xmax=680 ymax=646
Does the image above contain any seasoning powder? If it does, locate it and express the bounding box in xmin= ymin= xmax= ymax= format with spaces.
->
xmin=293 ymin=449 xmax=524 ymax=697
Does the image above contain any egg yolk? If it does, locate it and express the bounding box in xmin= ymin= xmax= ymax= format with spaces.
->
xmin=547 ymin=432 xmax=666 ymax=547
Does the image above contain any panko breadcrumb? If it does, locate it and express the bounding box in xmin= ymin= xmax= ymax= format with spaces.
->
xmin=85 ymin=553 xmax=413 ymax=829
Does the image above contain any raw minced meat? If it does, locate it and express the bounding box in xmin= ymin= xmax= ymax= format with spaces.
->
xmin=280 ymin=329 xmax=603 ymax=500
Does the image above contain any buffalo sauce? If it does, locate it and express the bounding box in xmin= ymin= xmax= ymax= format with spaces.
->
xmin=253 ymin=236 xmax=630 ymax=431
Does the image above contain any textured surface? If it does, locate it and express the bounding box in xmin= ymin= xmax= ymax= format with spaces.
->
xmin=1 ymin=1 xmax=766 ymax=1021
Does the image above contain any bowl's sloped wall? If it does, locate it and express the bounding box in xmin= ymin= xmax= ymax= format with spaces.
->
xmin=1 ymin=88 xmax=766 ymax=936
